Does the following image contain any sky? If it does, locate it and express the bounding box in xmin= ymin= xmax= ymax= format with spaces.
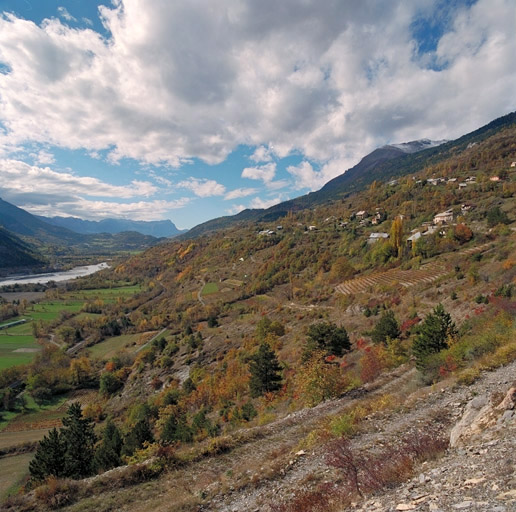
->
xmin=0 ymin=0 xmax=514 ymax=229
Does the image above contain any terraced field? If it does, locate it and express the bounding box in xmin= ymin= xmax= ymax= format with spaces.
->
xmin=336 ymin=244 xmax=491 ymax=296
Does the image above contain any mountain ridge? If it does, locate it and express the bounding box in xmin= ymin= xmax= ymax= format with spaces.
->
xmin=37 ymin=216 xmax=185 ymax=238
xmin=182 ymin=111 xmax=516 ymax=239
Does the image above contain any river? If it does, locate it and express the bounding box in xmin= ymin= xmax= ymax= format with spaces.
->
xmin=0 ymin=262 xmax=110 ymax=286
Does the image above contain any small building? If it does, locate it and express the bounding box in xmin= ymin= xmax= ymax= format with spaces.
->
xmin=461 ymin=203 xmax=474 ymax=213
xmin=308 ymin=225 xmax=317 ymax=231
xmin=490 ymin=176 xmax=501 ymax=182
xmin=276 ymin=225 xmax=283 ymax=230
xmin=387 ymin=179 xmax=398 ymax=186
xmin=511 ymin=162 xmax=516 ymax=168
xmin=406 ymin=231 xmax=421 ymax=247
xmin=465 ymin=176 xmax=476 ymax=183
xmin=355 ymin=210 xmax=367 ymax=220
xmin=459 ymin=182 xmax=467 ymax=189
xmin=433 ymin=209 xmax=454 ymax=225
xmin=368 ymin=232 xmax=389 ymax=244
xmin=447 ymin=178 xmax=457 ymax=183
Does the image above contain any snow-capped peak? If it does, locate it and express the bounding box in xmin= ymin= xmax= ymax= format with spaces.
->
xmin=384 ymin=138 xmax=448 ymax=154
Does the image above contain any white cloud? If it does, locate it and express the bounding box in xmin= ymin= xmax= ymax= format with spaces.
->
xmin=23 ymin=197 xmax=190 ymax=221
xmin=32 ymin=149 xmax=55 ymax=165
xmin=287 ymin=161 xmax=321 ymax=191
xmin=226 ymin=204 xmax=246 ymax=215
xmin=224 ymin=187 xmax=258 ymax=200
xmin=57 ymin=7 xmax=77 ymax=22
xmin=250 ymin=145 xmax=273 ymax=163
xmin=250 ymin=196 xmax=284 ymax=209
xmin=0 ymin=0 xmax=513 ymax=180
xmin=0 ymin=159 xmax=157 ymax=198
xmin=242 ymin=163 xmax=276 ymax=184
xmin=176 ymin=178 xmax=226 ymax=197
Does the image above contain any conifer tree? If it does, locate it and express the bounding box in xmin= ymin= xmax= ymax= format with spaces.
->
xmin=371 ymin=310 xmax=401 ymax=344
xmin=94 ymin=419 xmax=123 ymax=471
xmin=161 ymin=412 xmax=193 ymax=444
xmin=248 ymin=342 xmax=283 ymax=397
xmin=29 ymin=427 xmax=66 ymax=481
xmin=412 ymin=304 xmax=457 ymax=369
xmin=306 ymin=322 xmax=350 ymax=356
xmin=61 ymin=403 xmax=96 ymax=478
xmin=122 ymin=417 xmax=154 ymax=456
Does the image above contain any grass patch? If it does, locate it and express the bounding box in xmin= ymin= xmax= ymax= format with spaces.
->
xmin=201 ymin=283 xmax=219 ymax=296
xmin=71 ymin=285 xmax=141 ymax=302
xmin=0 ymin=334 xmax=40 ymax=370
xmin=88 ymin=334 xmax=142 ymax=359
xmin=0 ymin=452 xmax=33 ymax=499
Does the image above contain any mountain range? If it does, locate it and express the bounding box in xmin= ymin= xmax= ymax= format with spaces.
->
xmin=1 ymin=110 xmax=515 ymax=269
xmin=36 ymin=216 xmax=185 ymax=238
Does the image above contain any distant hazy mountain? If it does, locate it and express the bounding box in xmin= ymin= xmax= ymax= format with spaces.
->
xmin=0 ymin=198 xmax=163 ymax=256
xmin=0 ymin=198 xmax=81 ymax=245
xmin=38 ymin=216 xmax=185 ymax=238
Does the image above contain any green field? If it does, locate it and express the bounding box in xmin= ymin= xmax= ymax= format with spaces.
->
xmin=0 ymin=334 xmax=40 ymax=370
xmin=201 ymin=282 xmax=219 ymax=295
xmin=27 ymin=301 xmax=83 ymax=322
xmin=0 ymin=452 xmax=33 ymax=498
xmin=88 ymin=333 xmax=142 ymax=359
xmin=70 ymin=284 xmax=141 ymax=302
xmin=0 ymin=285 xmax=141 ymax=370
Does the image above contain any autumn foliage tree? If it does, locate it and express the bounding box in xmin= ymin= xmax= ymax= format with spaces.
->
xmin=453 ymin=223 xmax=473 ymax=243
xmin=390 ymin=216 xmax=404 ymax=258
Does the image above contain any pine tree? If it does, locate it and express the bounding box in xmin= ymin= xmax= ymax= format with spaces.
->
xmin=412 ymin=304 xmax=457 ymax=369
xmin=161 ymin=412 xmax=192 ymax=444
xmin=306 ymin=322 xmax=351 ymax=356
xmin=29 ymin=427 xmax=66 ymax=481
xmin=94 ymin=419 xmax=123 ymax=472
xmin=248 ymin=343 xmax=283 ymax=398
xmin=61 ymin=403 xmax=96 ymax=479
xmin=122 ymin=417 xmax=154 ymax=456
xmin=371 ymin=310 xmax=401 ymax=344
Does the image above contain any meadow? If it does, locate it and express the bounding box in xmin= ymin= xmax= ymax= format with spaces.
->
xmin=87 ymin=333 xmax=143 ymax=360
xmin=0 ymin=284 xmax=140 ymax=370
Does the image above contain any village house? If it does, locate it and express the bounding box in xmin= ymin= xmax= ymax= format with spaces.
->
xmin=511 ymin=162 xmax=516 ymax=168
xmin=433 ymin=209 xmax=454 ymax=225
xmin=308 ymin=225 xmax=317 ymax=231
xmin=461 ymin=203 xmax=475 ymax=213
xmin=355 ymin=210 xmax=368 ymax=220
xmin=459 ymin=182 xmax=467 ymax=189
xmin=490 ymin=176 xmax=501 ymax=182
xmin=368 ymin=232 xmax=389 ymax=244
xmin=406 ymin=231 xmax=421 ymax=247
xmin=371 ymin=209 xmax=385 ymax=225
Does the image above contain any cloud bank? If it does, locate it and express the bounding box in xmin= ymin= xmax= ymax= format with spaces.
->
xmin=0 ymin=0 xmax=514 ymax=221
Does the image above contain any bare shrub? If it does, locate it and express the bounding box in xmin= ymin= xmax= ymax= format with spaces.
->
xmin=34 ymin=477 xmax=79 ymax=509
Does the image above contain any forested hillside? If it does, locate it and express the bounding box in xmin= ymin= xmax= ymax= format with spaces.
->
xmin=1 ymin=119 xmax=516 ymax=511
